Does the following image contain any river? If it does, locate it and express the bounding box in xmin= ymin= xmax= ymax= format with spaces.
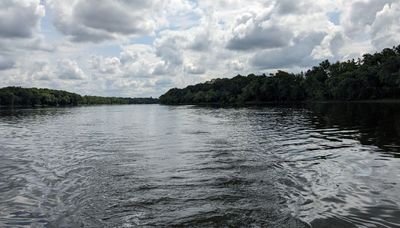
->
xmin=1 ymin=103 xmax=400 ymax=227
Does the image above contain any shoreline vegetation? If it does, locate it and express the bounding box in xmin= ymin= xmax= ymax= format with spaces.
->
xmin=0 ymin=87 xmax=158 ymax=107
xmin=1 ymin=45 xmax=400 ymax=107
xmin=160 ymin=45 xmax=400 ymax=105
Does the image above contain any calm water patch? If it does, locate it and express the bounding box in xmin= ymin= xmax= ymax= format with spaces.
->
xmin=0 ymin=104 xmax=400 ymax=227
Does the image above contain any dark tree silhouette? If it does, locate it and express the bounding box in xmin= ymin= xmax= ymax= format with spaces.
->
xmin=160 ymin=45 xmax=400 ymax=104
xmin=0 ymin=87 xmax=158 ymax=107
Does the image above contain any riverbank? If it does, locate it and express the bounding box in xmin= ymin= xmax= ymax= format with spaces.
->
xmin=0 ymin=103 xmax=160 ymax=109
xmin=159 ymin=99 xmax=400 ymax=107
xmin=0 ymin=87 xmax=159 ymax=107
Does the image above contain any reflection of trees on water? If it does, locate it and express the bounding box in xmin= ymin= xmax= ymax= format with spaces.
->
xmin=309 ymin=103 xmax=400 ymax=154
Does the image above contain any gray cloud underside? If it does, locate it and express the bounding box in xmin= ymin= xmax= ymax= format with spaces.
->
xmin=52 ymin=0 xmax=157 ymax=42
xmin=251 ymin=32 xmax=326 ymax=69
xmin=0 ymin=1 xmax=43 ymax=39
xmin=227 ymin=25 xmax=293 ymax=51
xmin=0 ymin=0 xmax=400 ymax=97
xmin=0 ymin=56 xmax=14 ymax=70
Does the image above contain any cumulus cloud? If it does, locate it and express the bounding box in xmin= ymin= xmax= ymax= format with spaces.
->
xmin=49 ymin=0 xmax=161 ymax=42
xmin=0 ymin=55 xmax=15 ymax=71
xmin=341 ymin=0 xmax=394 ymax=38
xmin=155 ymin=32 xmax=184 ymax=71
xmin=1 ymin=0 xmax=400 ymax=97
xmin=370 ymin=2 xmax=400 ymax=50
xmin=336 ymin=0 xmax=400 ymax=54
xmin=274 ymin=0 xmax=325 ymax=15
xmin=24 ymin=61 xmax=53 ymax=81
xmin=251 ymin=32 xmax=326 ymax=69
xmin=0 ymin=0 xmax=45 ymax=39
xmin=228 ymin=59 xmax=246 ymax=71
xmin=187 ymin=30 xmax=211 ymax=51
xmin=311 ymin=30 xmax=345 ymax=59
xmin=275 ymin=0 xmax=302 ymax=15
xmin=58 ymin=59 xmax=86 ymax=80
xmin=0 ymin=0 xmax=50 ymax=56
xmin=184 ymin=63 xmax=206 ymax=74
xmin=226 ymin=12 xmax=293 ymax=51
xmin=75 ymin=0 xmax=155 ymax=34
xmin=120 ymin=44 xmax=165 ymax=78
xmin=90 ymin=56 xmax=121 ymax=74
xmin=0 ymin=0 xmax=54 ymax=85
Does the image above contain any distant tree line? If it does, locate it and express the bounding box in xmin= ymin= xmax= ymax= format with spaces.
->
xmin=160 ymin=45 xmax=400 ymax=104
xmin=0 ymin=87 xmax=158 ymax=107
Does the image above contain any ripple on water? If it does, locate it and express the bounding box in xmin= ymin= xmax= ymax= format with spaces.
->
xmin=0 ymin=104 xmax=400 ymax=227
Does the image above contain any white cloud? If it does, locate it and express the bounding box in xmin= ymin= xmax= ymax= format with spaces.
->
xmin=226 ymin=12 xmax=294 ymax=51
xmin=0 ymin=0 xmax=49 ymax=72
xmin=341 ymin=0 xmax=394 ymax=39
xmin=184 ymin=63 xmax=206 ymax=74
xmin=48 ymin=0 xmax=162 ymax=42
xmin=0 ymin=0 xmax=45 ymax=39
xmin=58 ymin=59 xmax=86 ymax=80
xmin=0 ymin=0 xmax=399 ymax=97
xmin=90 ymin=56 xmax=121 ymax=75
xmin=371 ymin=2 xmax=400 ymax=50
xmin=0 ymin=55 xmax=15 ymax=71
xmin=251 ymin=32 xmax=326 ymax=69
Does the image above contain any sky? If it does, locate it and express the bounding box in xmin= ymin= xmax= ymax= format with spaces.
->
xmin=0 ymin=0 xmax=399 ymax=97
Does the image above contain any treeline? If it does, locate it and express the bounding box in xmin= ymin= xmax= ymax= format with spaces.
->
xmin=82 ymin=96 xmax=158 ymax=105
xmin=0 ymin=87 xmax=158 ymax=107
xmin=160 ymin=45 xmax=400 ymax=104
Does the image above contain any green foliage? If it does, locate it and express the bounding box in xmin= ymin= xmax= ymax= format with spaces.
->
xmin=81 ymin=96 xmax=158 ymax=105
xmin=160 ymin=45 xmax=400 ymax=104
xmin=0 ymin=87 xmax=158 ymax=107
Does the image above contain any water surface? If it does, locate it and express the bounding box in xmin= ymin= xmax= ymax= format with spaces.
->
xmin=1 ymin=103 xmax=400 ymax=227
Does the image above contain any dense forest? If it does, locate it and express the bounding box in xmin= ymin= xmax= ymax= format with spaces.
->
xmin=2 ymin=45 xmax=400 ymax=107
xmin=0 ymin=87 xmax=158 ymax=107
xmin=160 ymin=45 xmax=400 ymax=104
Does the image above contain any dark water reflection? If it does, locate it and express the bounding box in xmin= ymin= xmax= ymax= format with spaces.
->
xmin=311 ymin=103 xmax=400 ymax=155
xmin=0 ymin=104 xmax=399 ymax=227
